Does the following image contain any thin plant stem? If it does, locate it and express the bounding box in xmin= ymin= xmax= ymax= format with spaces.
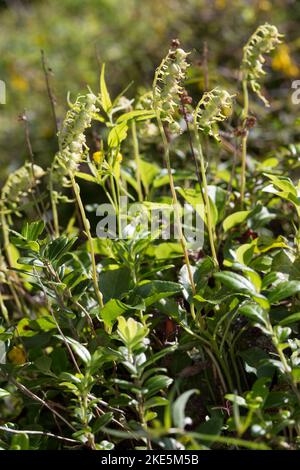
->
xmin=156 ymin=112 xmax=196 ymax=307
xmin=21 ymin=110 xmax=54 ymax=235
xmin=109 ymin=173 xmax=121 ymax=236
xmin=49 ymin=174 xmax=60 ymax=237
xmin=69 ymin=172 xmax=104 ymax=309
xmin=240 ymin=79 xmax=249 ymax=207
xmin=180 ymin=96 xmax=203 ymax=195
xmin=193 ymin=128 xmax=219 ymax=267
xmin=5 ymin=375 xmax=76 ymax=432
xmin=41 ymin=50 xmax=59 ymax=134
xmin=0 ymin=426 xmax=79 ymax=445
xmin=131 ymin=120 xmax=143 ymax=201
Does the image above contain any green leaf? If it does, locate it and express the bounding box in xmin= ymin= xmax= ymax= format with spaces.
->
xmin=75 ymin=172 xmax=97 ymax=183
xmin=208 ymin=185 xmax=227 ymax=223
xmin=196 ymin=413 xmax=223 ymax=439
xmin=100 ymin=63 xmax=112 ymax=113
xmin=21 ymin=220 xmax=45 ymax=241
xmin=108 ymin=121 xmax=128 ymax=148
xmin=11 ymin=433 xmax=29 ymax=450
xmin=264 ymin=174 xmax=297 ymax=196
xmin=93 ymin=412 xmax=113 ymax=433
xmin=225 ymin=394 xmax=247 ymax=407
xmin=139 ymin=159 xmax=160 ymax=193
xmin=279 ymin=312 xmax=300 ymax=326
xmin=35 ymin=355 xmax=52 ymax=373
xmin=292 ymin=368 xmax=300 ymax=383
xmin=214 ymin=271 xmax=269 ymax=309
xmin=144 ymin=375 xmax=173 ymax=398
xmin=45 ymin=236 xmax=77 ymax=263
xmin=238 ymin=303 xmax=268 ymax=326
xmin=144 ymin=396 xmax=169 ymax=410
xmin=0 ymin=388 xmax=11 ymax=399
xmin=177 ymin=187 xmax=217 ymax=227
xmin=146 ymin=242 xmax=183 ymax=260
xmin=153 ymin=171 xmax=196 ymax=189
xmin=116 ymin=110 xmax=155 ymax=123
xmin=117 ymin=317 xmax=148 ymax=350
xmin=99 ymin=265 xmax=132 ymax=303
xmin=133 ymin=280 xmax=181 ymax=306
xmin=100 ymin=299 xmax=134 ymax=332
xmin=173 ymin=389 xmax=199 ymax=429
xmin=267 ymin=281 xmax=300 ymax=303
xmin=223 ymin=210 xmax=251 ymax=232
xmin=214 ymin=271 xmax=257 ymax=295
xmin=60 ymin=336 xmax=91 ymax=364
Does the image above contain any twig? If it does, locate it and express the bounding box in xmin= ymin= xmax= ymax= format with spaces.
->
xmin=203 ymin=41 xmax=209 ymax=91
xmin=41 ymin=50 xmax=59 ymax=134
xmin=19 ymin=110 xmax=54 ymax=235
xmin=7 ymin=376 xmax=76 ymax=432
xmin=0 ymin=426 xmax=78 ymax=445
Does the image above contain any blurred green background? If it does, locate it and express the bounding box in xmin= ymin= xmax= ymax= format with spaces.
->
xmin=0 ymin=0 xmax=299 ymax=181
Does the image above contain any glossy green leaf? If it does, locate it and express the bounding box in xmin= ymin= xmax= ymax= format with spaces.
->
xmin=223 ymin=210 xmax=251 ymax=232
xmin=100 ymin=63 xmax=112 ymax=113
xmin=173 ymin=389 xmax=199 ymax=429
xmin=267 ymin=281 xmax=300 ymax=303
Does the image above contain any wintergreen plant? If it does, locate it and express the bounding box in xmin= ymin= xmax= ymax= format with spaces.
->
xmin=50 ymin=93 xmax=104 ymax=308
xmin=50 ymin=93 xmax=98 ymax=233
xmin=0 ymin=162 xmax=44 ymax=274
xmin=153 ymin=45 xmax=189 ymax=134
xmin=240 ymin=23 xmax=283 ymax=205
xmin=241 ymin=23 xmax=283 ymax=106
xmin=152 ymin=44 xmax=196 ymax=309
xmin=1 ymin=27 xmax=300 ymax=452
xmin=193 ymin=88 xmax=234 ymax=267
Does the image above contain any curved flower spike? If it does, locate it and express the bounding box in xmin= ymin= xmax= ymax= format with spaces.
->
xmin=194 ymin=88 xmax=234 ymax=141
xmin=51 ymin=93 xmax=98 ymax=185
xmin=153 ymin=46 xmax=190 ymax=133
xmin=242 ymin=23 xmax=283 ymax=106
xmin=1 ymin=163 xmax=45 ymax=210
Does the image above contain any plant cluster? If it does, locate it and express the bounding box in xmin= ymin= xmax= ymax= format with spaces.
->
xmin=1 ymin=23 xmax=300 ymax=450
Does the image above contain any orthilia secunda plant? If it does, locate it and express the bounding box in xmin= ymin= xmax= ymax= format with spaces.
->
xmin=1 ymin=162 xmax=45 ymax=268
xmin=0 ymin=162 xmax=45 ymax=317
xmin=193 ymin=88 xmax=234 ymax=267
xmin=240 ymin=23 xmax=283 ymax=205
xmin=50 ymin=92 xmax=104 ymax=308
xmin=152 ymin=42 xmax=196 ymax=312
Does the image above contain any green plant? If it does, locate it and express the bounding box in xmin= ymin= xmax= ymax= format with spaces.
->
xmin=240 ymin=23 xmax=283 ymax=206
xmin=1 ymin=23 xmax=300 ymax=451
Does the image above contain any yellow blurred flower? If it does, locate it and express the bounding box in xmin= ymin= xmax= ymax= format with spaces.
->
xmin=272 ymin=44 xmax=299 ymax=78
xmin=116 ymin=152 xmax=123 ymax=163
xmin=11 ymin=73 xmax=29 ymax=92
xmin=258 ymin=0 xmax=271 ymax=11
xmin=34 ymin=34 xmax=46 ymax=47
xmin=215 ymin=0 xmax=226 ymax=9
xmin=93 ymin=150 xmax=105 ymax=165
xmin=8 ymin=345 xmax=26 ymax=365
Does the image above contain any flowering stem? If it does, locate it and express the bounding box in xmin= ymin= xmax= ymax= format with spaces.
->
xmin=193 ymin=128 xmax=219 ymax=268
xmin=49 ymin=174 xmax=60 ymax=237
xmin=240 ymin=79 xmax=249 ymax=207
xmin=70 ymin=172 xmax=104 ymax=309
xmin=156 ymin=112 xmax=196 ymax=306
